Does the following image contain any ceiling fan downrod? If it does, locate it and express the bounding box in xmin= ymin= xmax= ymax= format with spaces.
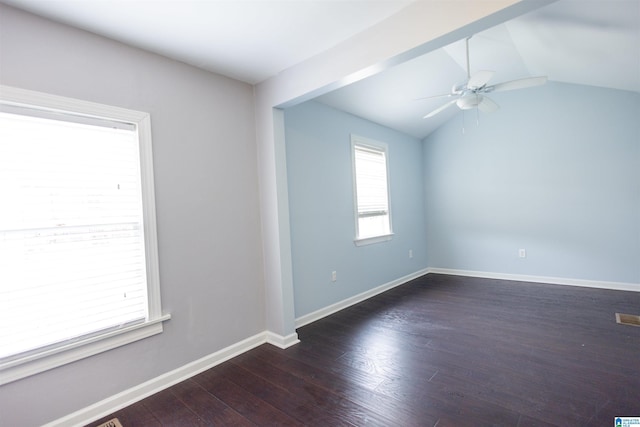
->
xmin=465 ymin=36 xmax=471 ymax=80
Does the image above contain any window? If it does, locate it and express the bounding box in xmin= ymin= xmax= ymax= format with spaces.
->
xmin=0 ymin=86 xmax=169 ymax=385
xmin=351 ymin=135 xmax=393 ymax=245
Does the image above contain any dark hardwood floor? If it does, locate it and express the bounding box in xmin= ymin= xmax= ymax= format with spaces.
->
xmin=88 ymin=274 xmax=640 ymax=426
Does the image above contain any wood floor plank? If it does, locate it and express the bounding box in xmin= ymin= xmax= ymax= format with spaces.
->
xmin=169 ymin=379 xmax=255 ymax=426
xmin=140 ymin=388 xmax=206 ymax=427
xmin=193 ymin=367 xmax=302 ymax=426
xmin=248 ymin=344 xmax=447 ymax=426
xmin=233 ymin=349 xmax=403 ymax=426
xmin=216 ymin=360 xmax=360 ymax=427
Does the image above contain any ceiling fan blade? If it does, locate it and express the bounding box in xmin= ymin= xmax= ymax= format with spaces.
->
xmin=423 ymin=98 xmax=458 ymax=118
xmin=467 ymin=70 xmax=495 ymax=90
xmin=488 ymin=76 xmax=547 ymax=93
xmin=414 ymin=93 xmax=452 ymax=101
xmin=478 ymin=96 xmax=499 ymax=113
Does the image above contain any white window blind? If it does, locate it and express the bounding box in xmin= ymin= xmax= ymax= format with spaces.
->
xmin=0 ymin=111 xmax=148 ymax=359
xmin=352 ymin=136 xmax=392 ymax=243
xmin=0 ymin=86 xmax=168 ymax=384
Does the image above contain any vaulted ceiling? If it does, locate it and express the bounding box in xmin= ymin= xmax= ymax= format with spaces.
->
xmin=2 ymin=0 xmax=638 ymax=139
xmin=315 ymin=0 xmax=640 ymax=138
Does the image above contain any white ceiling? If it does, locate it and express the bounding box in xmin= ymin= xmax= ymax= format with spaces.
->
xmin=2 ymin=0 xmax=639 ymax=139
xmin=0 ymin=0 xmax=412 ymax=84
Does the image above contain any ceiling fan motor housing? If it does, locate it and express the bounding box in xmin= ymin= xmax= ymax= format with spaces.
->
xmin=456 ymin=93 xmax=483 ymax=110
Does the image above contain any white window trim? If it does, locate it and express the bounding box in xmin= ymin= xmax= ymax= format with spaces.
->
xmin=354 ymin=233 xmax=394 ymax=247
xmin=351 ymin=134 xmax=393 ymax=246
xmin=0 ymin=85 xmax=170 ymax=385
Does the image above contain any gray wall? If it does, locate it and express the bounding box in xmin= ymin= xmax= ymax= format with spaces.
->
xmin=424 ymin=82 xmax=640 ymax=284
xmin=285 ymin=101 xmax=429 ymax=317
xmin=0 ymin=5 xmax=265 ymax=426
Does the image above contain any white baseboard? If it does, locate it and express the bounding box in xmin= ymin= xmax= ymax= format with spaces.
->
xmin=295 ymin=268 xmax=430 ymax=328
xmin=428 ymin=268 xmax=640 ymax=292
xmin=45 ymin=267 xmax=636 ymax=427
xmin=44 ymin=329 xmax=299 ymax=427
xmin=266 ymin=331 xmax=300 ymax=349
xmin=294 ymin=267 xmax=638 ymax=331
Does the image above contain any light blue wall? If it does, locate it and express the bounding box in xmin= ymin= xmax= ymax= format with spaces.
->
xmin=286 ymin=83 xmax=640 ymax=320
xmin=423 ymin=82 xmax=640 ymax=284
xmin=285 ymin=101 xmax=428 ymax=317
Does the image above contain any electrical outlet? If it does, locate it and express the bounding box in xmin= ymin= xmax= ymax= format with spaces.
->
xmin=519 ymin=249 xmax=526 ymax=258
xmin=409 ymin=249 xmax=413 ymax=259
xmin=331 ymin=271 xmax=337 ymax=282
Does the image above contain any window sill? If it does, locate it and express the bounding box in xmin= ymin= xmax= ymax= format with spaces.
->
xmin=354 ymin=233 xmax=393 ymax=246
xmin=0 ymin=314 xmax=171 ymax=386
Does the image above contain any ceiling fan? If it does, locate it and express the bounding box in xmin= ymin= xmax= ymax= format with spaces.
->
xmin=421 ymin=37 xmax=547 ymax=119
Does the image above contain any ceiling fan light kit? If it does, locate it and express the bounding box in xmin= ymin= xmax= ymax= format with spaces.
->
xmin=456 ymin=93 xmax=483 ymax=110
xmin=421 ymin=36 xmax=547 ymax=119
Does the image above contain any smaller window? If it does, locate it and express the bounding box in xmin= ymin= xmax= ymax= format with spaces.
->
xmin=351 ymin=135 xmax=393 ymax=245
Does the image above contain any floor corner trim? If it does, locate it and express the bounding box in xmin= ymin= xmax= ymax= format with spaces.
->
xmin=427 ymin=268 xmax=639 ymax=292
xmin=266 ymin=331 xmax=300 ymax=349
